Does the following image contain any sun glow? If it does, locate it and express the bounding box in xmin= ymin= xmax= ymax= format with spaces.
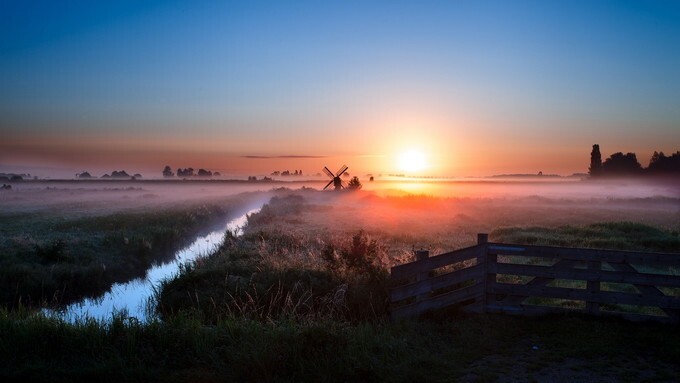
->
xmin=398 ymin=149 xmax=427 ymax=173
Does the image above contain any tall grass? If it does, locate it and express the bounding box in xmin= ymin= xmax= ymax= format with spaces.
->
xmin=0 ymin=203 xmax=233 ymax=308
xmin=491 ymin=221 xmax=680 ymax=252
xmin=156 ymin=227 xmax=391 ymax=324
xmin=2 ymin=307 xmax=678 ymax=382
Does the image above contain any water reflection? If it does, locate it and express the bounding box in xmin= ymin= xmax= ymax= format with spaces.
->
xmin=54 ymin=208 xmax=260 ymax=323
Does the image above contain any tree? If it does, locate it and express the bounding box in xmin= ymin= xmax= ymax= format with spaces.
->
xmin=589 ymin=144 xmax=602 ymax=177
xmin=162 ymin=165 xmax=174 ymax=177
xmin=601 ymin=152 xmax=643 ymax=176
xmin=177 ymin=168 xmax=194 ymax=177
xmin=347 ymin=176 xmax=362 ymax=190
xmin=197 ymin=169 xmax=213 ymax=177
xmin=647 ymin=151 xmax=680 ymax=174
xmin=111 ymin=170 xmax=131 ymax=178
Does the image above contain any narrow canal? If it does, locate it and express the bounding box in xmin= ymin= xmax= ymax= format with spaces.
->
xmin=54 ymin=206 xmax=261 ymax=322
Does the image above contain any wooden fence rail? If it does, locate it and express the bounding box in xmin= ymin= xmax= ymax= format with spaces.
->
xmin=390 ymin=234 xmax=680 ymax=323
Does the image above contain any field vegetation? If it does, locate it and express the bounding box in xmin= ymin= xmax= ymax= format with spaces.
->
xmin=157 ymin=195 xmax=392 ymax=323
xmin=0 ymin=190 xmax=261 ymax=308
xmin=1 ymin=182 xmax=679 ymax=381
xmin=492 ymin=222 xmax=680 ymax=252
xmin=2 ymin=307 xmax=678 ymax=382
xmin=148 ymin=191 xmax=678 ymax=381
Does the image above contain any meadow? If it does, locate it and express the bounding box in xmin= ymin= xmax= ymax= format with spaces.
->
xmin=0 ymin=182 xmax=271 ymax=307
xmin=0 ymin=179 xmax=679 ymax=381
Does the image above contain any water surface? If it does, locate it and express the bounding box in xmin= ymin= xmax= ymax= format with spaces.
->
xmin=55 ymin=207 xmax=260 ymax=322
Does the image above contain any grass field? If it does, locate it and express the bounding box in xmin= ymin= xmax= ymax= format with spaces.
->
xmin=2 ymin=308 xmax=678 ymax=382
xmin=491 ymin=222 xmax=680 ymax=252
xmin=1 ymin=185 xmax=679 ymax=381
xmin=0 ymin=191 xmax=260 ymax=308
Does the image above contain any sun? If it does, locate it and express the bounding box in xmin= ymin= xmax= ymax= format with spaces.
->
xmin=398 ymin=149 xmax=427 ymax=173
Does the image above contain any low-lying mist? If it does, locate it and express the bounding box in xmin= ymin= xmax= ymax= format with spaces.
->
xmin=247 ymin=188 xmax=677 ymax=255
xmin=1 ymin=178 xmax=677 ymax=236
xmin=0 ymin=181 xmax=293 ymax=216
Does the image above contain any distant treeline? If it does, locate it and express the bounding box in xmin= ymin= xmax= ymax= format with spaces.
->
xmin=0 ymin=173 xmax=32 ymax=182
xmin=589 ymin=145 xmax=679 ymax=177
xmin=76 ymin=170 xmax=142 ymax=179
xmin=163 ymin=166 xmax=221 ymax=178
xmin=271 ymin=169 xmax=304 ymax=176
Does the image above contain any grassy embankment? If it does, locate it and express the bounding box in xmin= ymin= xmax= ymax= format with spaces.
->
xmin=1 ymin=191 xmax=679 ymax=381
xmin=0 ymin=197 xmax=252 ymax=308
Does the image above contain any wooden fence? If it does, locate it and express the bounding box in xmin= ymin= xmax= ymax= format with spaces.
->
xmin=390 ymin=234 xmax=680 ymax=324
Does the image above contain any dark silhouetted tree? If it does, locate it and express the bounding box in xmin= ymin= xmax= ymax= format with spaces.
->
xmin=197 ymin=169 xmax=212 ymax=177
xmin=77 ymin=171 xmax=92 ymax=179
xmin=163 ymin=165 xmax=174 ymax=177
xmin=601 ymin=152 xmax=643 ymax=176
xmin=111 ymin=170 xmax=131 ymax=178
xmin=347 ymin=176 xmax=362 ymax=190
xmin=177 ymin=168 xmax=194 ymax=177
xmin=647 ymin=151 xmax=680 ymax=174
xmin=589 ymin=144 xmax=602 ymax=177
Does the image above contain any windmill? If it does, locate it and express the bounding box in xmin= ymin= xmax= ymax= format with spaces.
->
xmin=323 ymin=165 xmax=348 ymax=191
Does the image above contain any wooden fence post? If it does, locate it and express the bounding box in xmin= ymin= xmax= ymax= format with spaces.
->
xmin=476 ymin=234 xmax=489 ymax=312
xmin=478 ymin=233 xmax=496 ymax=312
xmin=415 ymin=250 xmax=429 ymax=303
xmin=586 ymin=260 xmax=601 ymax=315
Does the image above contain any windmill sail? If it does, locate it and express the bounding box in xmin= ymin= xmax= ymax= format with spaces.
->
xmin=322 ymin=164 xmax=349 ymax=191
xmin=323 ymin=166 xmax=335 ymax=179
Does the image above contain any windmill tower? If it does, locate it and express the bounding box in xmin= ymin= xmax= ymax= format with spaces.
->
xmin=322 ymin=165 xmax=348 ymax=191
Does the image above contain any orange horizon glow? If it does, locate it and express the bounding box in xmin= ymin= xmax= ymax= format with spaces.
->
xmin=1 ymin=113 xmax=674 ymax=179
xmin=1 ymin=128 xmax=671 ymax=179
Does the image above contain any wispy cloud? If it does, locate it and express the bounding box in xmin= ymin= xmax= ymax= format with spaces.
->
xmin=242 ymin=155 xmax=328 ymax=159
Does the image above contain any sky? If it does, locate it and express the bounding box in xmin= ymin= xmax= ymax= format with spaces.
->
xmin=1 ymin=0 xmax=679 ymax=178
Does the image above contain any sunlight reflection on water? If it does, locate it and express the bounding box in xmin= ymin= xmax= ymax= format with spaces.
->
xmin=51 ymin=208 xmax=260 ymax=323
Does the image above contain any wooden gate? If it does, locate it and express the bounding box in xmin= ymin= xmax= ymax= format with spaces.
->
xmin=390 ymin=234 xmax=680 ymax=323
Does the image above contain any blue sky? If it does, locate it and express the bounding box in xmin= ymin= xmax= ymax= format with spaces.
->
xmin=1 ymin=1 xmax=679 ymax=176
